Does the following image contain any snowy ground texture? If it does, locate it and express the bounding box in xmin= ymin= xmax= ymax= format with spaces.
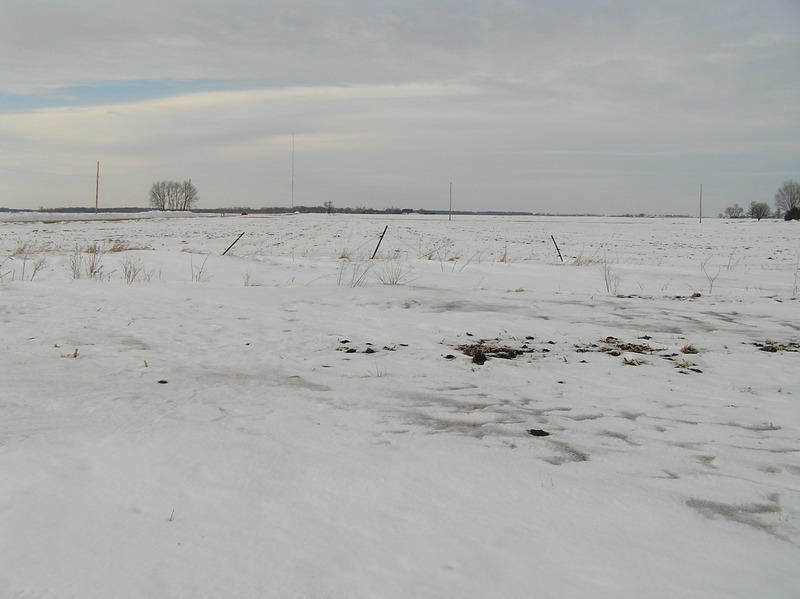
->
xmin=1 ymin=213 xmax=799 ymax=598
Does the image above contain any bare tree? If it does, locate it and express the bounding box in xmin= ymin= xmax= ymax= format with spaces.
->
xmin=167 ymin=181 xmax=179 ymax=210
xmin=148 ymin=181 xmax=169 ymax=210
xmin=149 ymin=180 xmax=199 ymax=211
xmin=748 ymin=201 xmax=771 ymax=221
xmin=724 ymin=204 xmax=744 ymax=218
xmin=774 ymin=180 xmax=800 ymax=216
xmin=179 ymin=180 xmax=199 ymax=210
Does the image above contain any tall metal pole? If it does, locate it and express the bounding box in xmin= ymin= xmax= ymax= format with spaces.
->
xmin=95 ymin=161 xmax=99 ymax=214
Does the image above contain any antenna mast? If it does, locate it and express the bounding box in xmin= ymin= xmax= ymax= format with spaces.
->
xmin=95 ymin=161 xmax=99 ymax=214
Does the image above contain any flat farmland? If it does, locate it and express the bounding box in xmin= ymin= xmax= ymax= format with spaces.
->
xmin=1 ymin=213 xmax=798 ymax=598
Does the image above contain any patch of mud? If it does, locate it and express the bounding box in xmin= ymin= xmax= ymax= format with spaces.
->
xmin=430 ymin=383 xmax=480 ymax=392
xmin=541 ymin=440 xmax=590 ymax=465
xmin=566 ymin=413 xmax=604 ymax=421
xmin=280 ymin=376 xmax=332 ymax=392
xmin=620 ymin=411 xmax=644 ymax=421
xmin=118 ymin=336 xmax=151 ymax=351
xmin=758 ymin=464 xmax=783 ymax=474
xmin=599 ymin=430 xmax=639 ymax=446
xmin=694 ymin=455 xmax=718 ymax=469
xmin=686 ymin=494 xmax=793 ymax=540
xmin=403 ymin=413 xmax=505 ymax=438
xmin=724 ymin=421 xmax=781 ymax=432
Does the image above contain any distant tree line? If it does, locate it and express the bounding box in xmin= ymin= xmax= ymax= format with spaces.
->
xmin=149 ymin=180 xmax=199 ymax=211
xmin=230 ymin=204 xmax=416 ymax=215
xmin=721 ymin=202 xmax=771 ymax=220
xmin=720 ymin=180 xmax=800 ymax=221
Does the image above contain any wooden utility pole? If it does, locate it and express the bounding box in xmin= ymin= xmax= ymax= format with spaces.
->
xmin=95 ymin=161 xmax=99 ymax=214
xmin=449 ymin=182 xmax=452 ymax=221
xmin=291 ymin=133 xmax=295 ymax=209
xmin=699 ymin=183 xmax=703 ymax=224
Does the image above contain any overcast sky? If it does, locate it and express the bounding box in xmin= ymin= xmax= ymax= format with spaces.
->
xmin=1 ymin=1 xmax=798 ymax=214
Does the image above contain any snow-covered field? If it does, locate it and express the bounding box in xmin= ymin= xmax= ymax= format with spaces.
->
xmin=1 ymin=213 xmax=798 ymax=598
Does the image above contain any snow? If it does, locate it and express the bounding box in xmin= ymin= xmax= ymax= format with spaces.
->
xmin=1 ymin=213 xmax=799 ymax=598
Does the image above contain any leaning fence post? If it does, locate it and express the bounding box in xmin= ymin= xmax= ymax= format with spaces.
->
xmin=551 ymin=235 xmax=563 ymax=262
xmin=222 ymin=232 xmax=245 ymax=256
xmin=371 ymin=226 xmax=388 ymax=259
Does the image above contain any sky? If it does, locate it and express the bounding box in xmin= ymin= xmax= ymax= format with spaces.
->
xmin=1 ymin=1 xmax=798 ymax=215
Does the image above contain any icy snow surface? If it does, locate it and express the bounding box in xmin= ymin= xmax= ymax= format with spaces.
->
xmin=1 ymin=213 xmax=798 ymax=598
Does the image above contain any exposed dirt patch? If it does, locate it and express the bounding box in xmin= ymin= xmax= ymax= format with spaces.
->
xmin=574 ymin=336 xmax=664 ymax=356
xmin=754 ymin=339 xmax=800 ymax=353
xmin=336 ymin=339 xmax=408 ymax=354
xmin=456 ymin=336 xmax=542 ymax=363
